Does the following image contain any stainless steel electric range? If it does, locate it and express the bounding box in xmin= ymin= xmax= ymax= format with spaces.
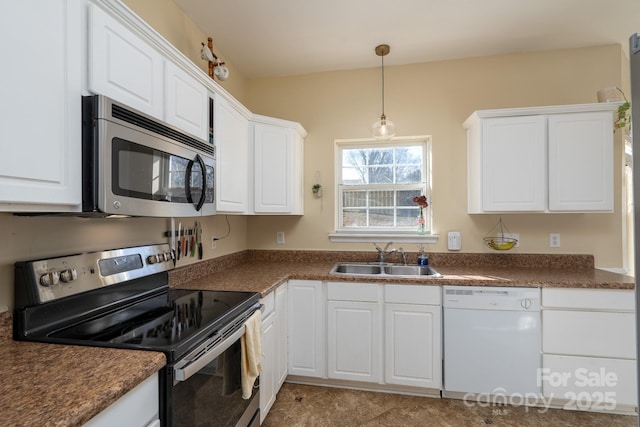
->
xmin=13 ymin=243 xmax=260 ymax=427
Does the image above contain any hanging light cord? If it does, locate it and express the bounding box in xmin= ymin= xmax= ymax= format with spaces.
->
xmin=380 ymin=53 xmax=386 ymax=117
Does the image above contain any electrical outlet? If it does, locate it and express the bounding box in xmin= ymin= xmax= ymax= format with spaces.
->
xmin=211 ymin=236 xmax=217 ymax=249
xmin=447 ymin=232 xmax=461 ymax=251
xmin=549 ymin=233 xmax=561 ymax=248
xmin=276 ymin=231 xmax=285 ymax=245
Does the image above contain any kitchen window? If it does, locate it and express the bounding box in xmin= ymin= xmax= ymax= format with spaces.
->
xmin=330 ymin=136 xmax=435 ymax=243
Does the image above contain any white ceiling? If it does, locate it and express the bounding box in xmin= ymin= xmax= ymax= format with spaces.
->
xmin=173 ymin=0 xmax=640 ymax=79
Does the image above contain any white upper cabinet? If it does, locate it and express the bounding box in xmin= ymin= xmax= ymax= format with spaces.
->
xmin=2 ymin=0 xmax=306 ymax=215
xmin=0 ymin=0 xmax=82 ymax=212
xmin=215 ymin=94 xmax=250 ymax=213
xmin=89 ymin=3 xmax=209 ymax=141
xmin=465 ymin=103 xmax=618 ymax=213
xmin=164 ymin=61 xmax=209 ymax=141
xmin=252 ymin=116 xmax=306 ymax=214
xmin=88 ymin=2 xmax=164 ymax=119
xmin=548 ymin=112 xmax=613 ymax=211
xmin=480 ymin=115 xmax=547 ymax=212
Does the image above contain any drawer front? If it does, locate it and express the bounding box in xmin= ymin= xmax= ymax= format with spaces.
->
xmin=542 ymin=310 xmax=635 ymax=358
xmin=542 ymin=354 xmax=637 ymax=407
xmin=384 ymin=284 xmax=441 ymax=305
xmin=327 ymin=282 xmax=380 ymax=302
xmin=260 ymin=291 xmax=275 ymax=317
xmin=542 ymin=288 xmax=634 ymax=311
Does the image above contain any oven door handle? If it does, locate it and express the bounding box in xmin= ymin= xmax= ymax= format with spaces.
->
xmin=174 ymin=324 xmax=245 ymax=382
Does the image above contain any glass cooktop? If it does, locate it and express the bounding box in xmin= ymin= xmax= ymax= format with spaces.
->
xmin=48 ymin=289 xmax=259 ymax=357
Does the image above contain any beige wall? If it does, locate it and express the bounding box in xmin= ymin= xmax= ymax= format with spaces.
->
xmin=123 ymin=0 xmax=248 ymax=103
xmin=244 ymin=45 xmax=628 ymax=270
xmin=0 ymin=214 xmax=248 ymax=310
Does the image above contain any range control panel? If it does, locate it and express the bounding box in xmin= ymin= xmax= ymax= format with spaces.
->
xmin=17 ymin=244 xmax=174 ymax=304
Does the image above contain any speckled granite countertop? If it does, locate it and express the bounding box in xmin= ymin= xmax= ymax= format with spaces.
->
xmin=0 ymin=312 xmax=165 ymax=427
xmin=169 ymin=250 xmax=635 ymax=296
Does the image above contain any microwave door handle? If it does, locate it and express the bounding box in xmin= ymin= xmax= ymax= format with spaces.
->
xmin=185 ymin=154 xmax=207 ymax=212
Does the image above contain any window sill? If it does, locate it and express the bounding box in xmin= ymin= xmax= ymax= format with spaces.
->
xmin=328 ymin=232 xmax=439 ymax=244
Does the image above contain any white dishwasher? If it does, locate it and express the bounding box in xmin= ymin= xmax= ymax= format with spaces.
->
xmin=443 ymin=285 xmax=541 ymax=397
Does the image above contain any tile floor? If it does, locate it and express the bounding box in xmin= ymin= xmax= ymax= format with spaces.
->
xmin=263 ymin=383 xmax=638 ymax=427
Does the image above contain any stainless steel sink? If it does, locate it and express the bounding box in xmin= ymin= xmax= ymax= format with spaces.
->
xmin=384 ymin=265 xmax=438 ymax=276
xmin=329 ymin=262 xmax=442 ymax=278
xmin=332 ymin=263 xmax=383 ymax=275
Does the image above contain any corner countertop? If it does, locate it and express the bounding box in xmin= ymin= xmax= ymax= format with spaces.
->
xmin=0 ymin=312 xmax=166 ymax=427
xmin=170 ymin=252 xmax=635 ymax=297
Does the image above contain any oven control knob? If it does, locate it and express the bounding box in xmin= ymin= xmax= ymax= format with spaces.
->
xmin=60 ymin=268 xmax=78 ymax=283
xmin=147 ymin=255 xmax=159 ymax=265
xmin=39 ymin=272 xmax=60 ymax=287
xmin=164 ymin=252 xmax=173 ymax=261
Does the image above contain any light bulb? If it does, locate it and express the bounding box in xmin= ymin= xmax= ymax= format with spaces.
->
xmin=372 ymin=115 xmax=396 ymax=139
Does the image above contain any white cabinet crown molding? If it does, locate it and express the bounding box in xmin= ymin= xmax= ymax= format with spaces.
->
xmin=251 ymin=114 xmax=307 ymax=137
xmin=463 ymin=102 xmax=622 ymax=128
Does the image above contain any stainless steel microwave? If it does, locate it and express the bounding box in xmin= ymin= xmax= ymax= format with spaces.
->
xmin=82 ymin=95 xmax=215 ymax=217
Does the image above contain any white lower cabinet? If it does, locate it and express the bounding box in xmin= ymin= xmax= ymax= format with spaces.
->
xmin=288 ymin=280 xmax=324 ymax=378
xmin=541 ymin=288 xmax=637 ymax=411
xmin=275 ymin=283 xmax=289 ymax=388
xmin=327 ymin=282 xmax=383 ymax=383
xmin=289 ymin=281 xmax=442 ymax=395
xmin=384 ymin=285 xmax=442 ymax=389
xmin=542 ymin=354 xmax=637 ymax=408
xmin=260 ymin=283 xmax=288 ymax=423
xmin=83 ymin=373 xmax=159 ymax=427
xmin=260 ymin=291 xmax=276 ymax=422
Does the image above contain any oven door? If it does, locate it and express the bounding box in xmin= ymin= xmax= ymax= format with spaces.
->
xmin=167 ymin=325 xmax=260 ymax=427
xmin=96 ymin=118 xmax=215 ymax=217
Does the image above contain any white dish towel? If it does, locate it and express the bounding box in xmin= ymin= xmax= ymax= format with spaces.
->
xmin=241 ymin=309 xmax=263 ymax=399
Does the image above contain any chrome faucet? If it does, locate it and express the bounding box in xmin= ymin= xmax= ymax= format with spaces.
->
xmin=373 ymin=242 xmax=396 ymax=263
xmin=398 ymin=247 xmax=407 ymax=265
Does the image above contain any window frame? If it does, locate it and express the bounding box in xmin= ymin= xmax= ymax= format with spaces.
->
xmin=332 ymin=136 xmax=435 ymax=242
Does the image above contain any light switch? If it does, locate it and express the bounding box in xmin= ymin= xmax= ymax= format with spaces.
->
xmin=448 ymin=232 xmax=461 ymax=251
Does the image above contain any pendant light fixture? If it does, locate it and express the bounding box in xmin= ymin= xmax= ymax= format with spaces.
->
xmin=372 ymin=44 xmax=396 ymax=139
